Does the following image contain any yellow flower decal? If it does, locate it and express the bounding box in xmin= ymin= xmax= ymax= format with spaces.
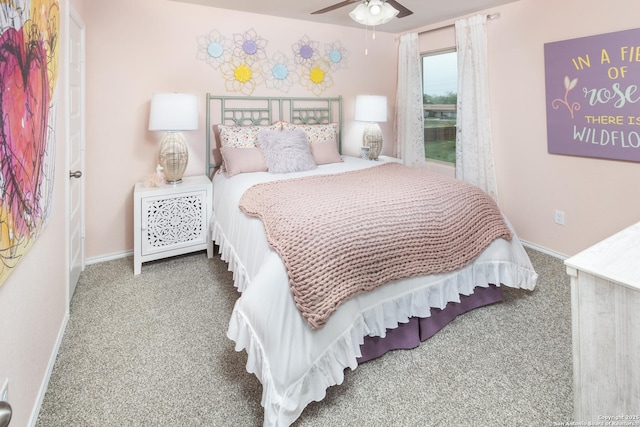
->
xmin=221 ymin=58 xmax=264 ymax=95
xmin=301 ymin=61 xmax=333 ymax=96
xmin=310 ymin=67 xmax=325 ymax=84
xmin=234 ymin=64 xmax=252 ymax=83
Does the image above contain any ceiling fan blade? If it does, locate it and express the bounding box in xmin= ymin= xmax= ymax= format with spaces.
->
xmin=311 ymin=0 xmax=360 ymax=15
xmin=386 ymin=0 xmax=413 ymax=18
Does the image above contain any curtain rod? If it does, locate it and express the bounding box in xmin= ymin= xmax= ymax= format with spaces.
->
xmin=417 ymin=13 xmax=500 ymax=35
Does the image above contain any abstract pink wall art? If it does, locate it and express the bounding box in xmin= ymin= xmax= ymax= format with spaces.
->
xmin=0 ymin=0 xmax=60 ymax=286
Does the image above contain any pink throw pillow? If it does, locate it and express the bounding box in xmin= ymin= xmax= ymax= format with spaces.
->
xmin=311 ymin=141 xmax=343 ymax=165
xmin=220 ymin=147 xmax=268 ymax=177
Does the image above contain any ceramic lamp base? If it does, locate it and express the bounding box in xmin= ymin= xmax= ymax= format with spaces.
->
xmin=362 ymin=122 xmax=382 ymax=160
xmin=159 ymin=131 xmax=188 ymax=184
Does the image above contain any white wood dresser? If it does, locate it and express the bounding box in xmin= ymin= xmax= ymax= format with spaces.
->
xmin=564 ymin=221 xmax=640 ymax=422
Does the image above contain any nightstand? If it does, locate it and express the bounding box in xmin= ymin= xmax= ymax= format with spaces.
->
xmin=133 ymin=175 xmax=212 ymax=275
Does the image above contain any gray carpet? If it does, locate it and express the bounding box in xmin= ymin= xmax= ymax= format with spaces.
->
xmin=36 ymin=247 xmax=573 ymax=426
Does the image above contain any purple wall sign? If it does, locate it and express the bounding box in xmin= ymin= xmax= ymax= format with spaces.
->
xmin=544 ymin=28 xmax=640 ymax=162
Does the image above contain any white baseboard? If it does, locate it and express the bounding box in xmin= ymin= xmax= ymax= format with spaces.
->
xmin=86 ymin=250 xmax=133 ymax=266
xmin=521 ymin=240 xmax=568 ymax=261
xmin=87 ymin=245 xmax=568 ymax=266
xmin=29 ymin=310 xmax=69 ymax=427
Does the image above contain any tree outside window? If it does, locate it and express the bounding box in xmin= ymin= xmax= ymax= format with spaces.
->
xmin=422 ymin=50 xmax=457 ymax=163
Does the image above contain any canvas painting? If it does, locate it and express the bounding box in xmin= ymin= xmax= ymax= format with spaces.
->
xmin=544 ymin=28 xmax=640 ymax=162
xmin=0 ymin=0 xmax=60 ymax=286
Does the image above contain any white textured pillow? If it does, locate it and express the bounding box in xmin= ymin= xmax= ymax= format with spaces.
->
xmin=257 ymin=129 xmax=317 ymax=174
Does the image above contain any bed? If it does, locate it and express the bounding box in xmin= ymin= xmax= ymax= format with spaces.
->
xmin=205 ymin=95 xmax=538 ymax=427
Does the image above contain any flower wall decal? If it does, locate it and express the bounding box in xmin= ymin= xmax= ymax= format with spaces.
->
xmin=197 ymin=29 xmax=348 ymax=96
xmin=221 ymin=57 xmax=265 ymax=95
xmin=325 ymin=41 xmax=349 ymax=72
xmin=302 ymin=61 xmax=334 ymax=97
xmin=233 ymin=28 xmax=268 ymax=65
xmin=262 ymin=51 xmax=299 ymax=93
xmin=292 ymin=35 xmax=321 ymax=67
xmin=197 ymin=29 xmax=232 ymax=70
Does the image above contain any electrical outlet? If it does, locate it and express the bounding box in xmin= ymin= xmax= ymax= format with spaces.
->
xmin=0 ymin=378 xmax=7 ymax=402
xmin=554 ymin=210 xmax=565 ymax=226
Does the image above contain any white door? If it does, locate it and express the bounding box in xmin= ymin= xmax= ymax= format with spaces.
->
xmin=68 ymin=8 xmax=86 ymax=303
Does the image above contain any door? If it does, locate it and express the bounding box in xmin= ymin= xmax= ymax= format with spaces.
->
xmin=68 ymin=8 xmax=85 ymax=303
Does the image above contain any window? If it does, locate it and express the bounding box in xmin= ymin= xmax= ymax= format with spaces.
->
xmin=422 ymin=50 xmax=457 ymax=163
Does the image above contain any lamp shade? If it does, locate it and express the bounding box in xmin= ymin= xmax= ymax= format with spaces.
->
xmin=355 ymin=95 xmax=387 ymax=123
xmin=349 ymin=0 xmax=398 ymax=26
xmin=148 ymin=93 xmax=198 ymax=131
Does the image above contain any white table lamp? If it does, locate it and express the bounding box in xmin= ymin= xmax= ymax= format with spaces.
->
xmin=148 ymin=93 xmax=198 ymax=183
xmin=355 ymin=95 xmax=387 ymax=160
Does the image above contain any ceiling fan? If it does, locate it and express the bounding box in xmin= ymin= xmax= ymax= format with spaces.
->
xmin=311 ymin=0 xmax=414 ymax=19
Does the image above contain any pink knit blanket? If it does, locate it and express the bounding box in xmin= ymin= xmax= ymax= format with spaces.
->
xmin=239 ymin=163 xmax=512 ymax=329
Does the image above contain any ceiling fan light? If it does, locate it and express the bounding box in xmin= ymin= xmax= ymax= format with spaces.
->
xmin=369 ymin=0 xmax=382 ymax=16
xmin=349 ymin=3 xmax=367 ymax=21
xmin=349 ymin=1 xmax=398 ymax=26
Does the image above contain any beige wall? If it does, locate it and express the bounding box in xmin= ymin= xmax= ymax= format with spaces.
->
xmin=82 ymin=0 xmax=640 ymax=261
xmin=418 ymin=0 xmax=640 ymax=257
xmin=82 ymin=0 xmax=398 ymax=260
xmin=0 ymin=0 xmax=71 ymax=425
xmin=492 ymin=0 xmax=640 ymax=256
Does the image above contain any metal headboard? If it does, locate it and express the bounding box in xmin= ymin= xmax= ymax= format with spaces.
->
xmin=205 ymin=95 xmax=343 ymax=177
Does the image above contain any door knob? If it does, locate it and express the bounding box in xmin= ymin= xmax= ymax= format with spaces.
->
xmin=0 ymin=401 xmax=11 ymax=427
xmin=69 ymin=170 xmax=83 ymax=179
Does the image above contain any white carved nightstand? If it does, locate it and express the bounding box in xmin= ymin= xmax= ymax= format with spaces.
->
xmin=133 ymin=175 xmax=212 ymax=275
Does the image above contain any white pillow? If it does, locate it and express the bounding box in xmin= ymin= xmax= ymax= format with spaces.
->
xmin=257 ymin=129 xmax=317 ymax=174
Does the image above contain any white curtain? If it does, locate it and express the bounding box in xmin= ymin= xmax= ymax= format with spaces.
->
xmin=395 ymin=33 xmax=426 ymax=167
xmin=455 ymin=15 xmax=498 ymax=200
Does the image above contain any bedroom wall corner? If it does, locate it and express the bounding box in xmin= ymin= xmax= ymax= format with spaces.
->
xmin=418 ymin=0 xmax=640 ymax=257
xmin=487 ymin=0 xmax=640 ymax=257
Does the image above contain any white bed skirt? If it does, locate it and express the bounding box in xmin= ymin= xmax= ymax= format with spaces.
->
xmin=214 ymin=216 xmax=537 ymax=427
